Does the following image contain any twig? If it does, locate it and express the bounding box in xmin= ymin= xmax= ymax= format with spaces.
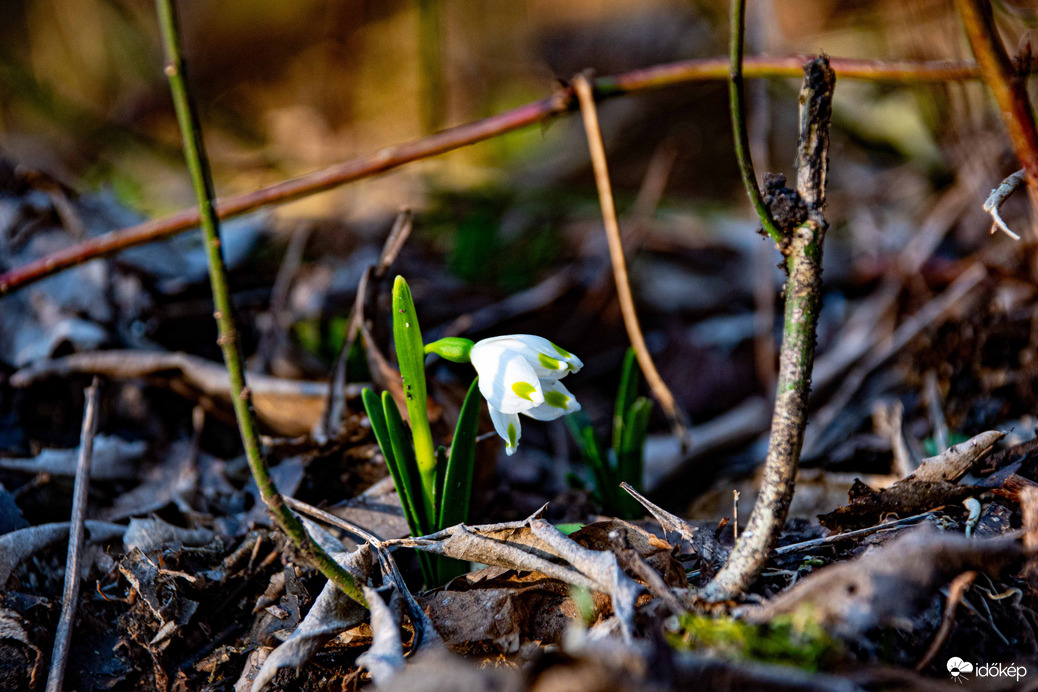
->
xmin=0 ymin=56 xmax=999 ymax=297
xmin=154 ymin=0 xmax=364 ymax=605
xmin=955 ymin=0 xmax=1038 ymax=236
xmin=729 ymin=0 xmax=783 ymax=245
xmin=700 ymin=57 xmax=836 ymax=603
xmin=284 ymin=496 xmax=384 ymax=547
xmin=983 ymin=169 xmax=1025 ymax=240
xmin=572 ymin=73 xmax=688 ymax=441
xmin=45 ymin=378 xmax=100 ymax=692
xmin=773 ymin=510 xmax=937 ymax=556
xmin=916 ymin=570 xmax=977 ymax=671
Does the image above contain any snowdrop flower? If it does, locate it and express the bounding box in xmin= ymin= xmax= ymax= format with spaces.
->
xmin=426 ymin=334 xmax=582 ymax=455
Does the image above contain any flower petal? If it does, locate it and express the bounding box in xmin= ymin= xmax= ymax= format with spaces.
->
xmin=521 ymin=379 xmax=581 ymax=421
xmin=470 ymin=342 xmax=545 ymax=414
xmin=489 ymin=406 xmax=521 ymax=456
xmin=471 ymin=335 xmax=582 ymax=380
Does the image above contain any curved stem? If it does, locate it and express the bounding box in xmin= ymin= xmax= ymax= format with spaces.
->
xmin=154 ymin=0 xmax=364 ymax=606
xmin=729 ymin=0 xmax=783 ymax=246
xmin=573 ymin=75 xmax=688 ymax=440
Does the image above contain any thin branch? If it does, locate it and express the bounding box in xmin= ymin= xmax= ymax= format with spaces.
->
xmin=154 ymin=0 xmax=364 ymax=605
xmin=729 ymin=0 xmax=783 ymax=245
xmin=0 ymin=56 xmax=997 ymax=297
xmin=700 ymin=57 xmax=836 ymax=603
xmin=955 ymin=0 xmax=1038 ymax=236
xmin=572 ymin=74 xmax=688 ymax=440
xmin=45 ymin=378 xmax=100 ymax=692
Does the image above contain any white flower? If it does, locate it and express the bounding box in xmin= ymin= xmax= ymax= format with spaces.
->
xmin=469 ymin=335 xmax=582 ymax=455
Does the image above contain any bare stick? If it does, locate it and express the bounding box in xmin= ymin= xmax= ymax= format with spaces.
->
xmin=0 ymin=57 xmax=997 ymax=298
xmin=955 ymin=0 xmax=1038 ymax=236
xmin=46 ymin=377 xmax=100 ymax=692
xmin=154 ymin=0 xmax=363 ymax=605
xmin=700 ymin=57 xmax=836 ymax=603
xmin=573 ymin=74 xmax=687 ymax=440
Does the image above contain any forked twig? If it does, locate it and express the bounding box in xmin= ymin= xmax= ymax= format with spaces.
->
xmin=572 ymin=74 xmax=688 ymax=441
xmin=45 ymin=378 xmax=100 ymax=692
xmin=154 ymin=0 xmax=363 ymax=605
xmin=699 ymin=55 xmax=836 ymax=603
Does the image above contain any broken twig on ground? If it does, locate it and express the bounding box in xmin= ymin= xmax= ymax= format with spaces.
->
xmin=45 ymin=377 xmax=100 ymax=692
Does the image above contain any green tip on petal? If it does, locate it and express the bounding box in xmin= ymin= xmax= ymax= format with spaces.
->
xmin=544 ymin=391 xmax=570 ymax=409
xmin=538 ymin=353 xmax=563 ymax=370
xmin=550 ymin=341 xmax=572 ymax=358
xmin=507 ymin=422 xmax=518 ymax=449
xmin=425 ymin=337 xmax=474 ymax=363
xmin=511 ymin=381 xmax=537 ymax=401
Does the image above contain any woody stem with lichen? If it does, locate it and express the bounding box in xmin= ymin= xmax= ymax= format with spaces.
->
xmin=154 ymin=0 xmax=364 ymax=606
xmin=700 ymin=57 xmax=835 ymax=603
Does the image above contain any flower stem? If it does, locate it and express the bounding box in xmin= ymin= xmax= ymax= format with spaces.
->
xmin=154 ymin=0 xmax=364 ymax=606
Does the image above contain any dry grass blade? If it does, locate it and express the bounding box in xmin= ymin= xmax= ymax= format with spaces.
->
xmin=572 ymin=73 xmax=688 ymax=443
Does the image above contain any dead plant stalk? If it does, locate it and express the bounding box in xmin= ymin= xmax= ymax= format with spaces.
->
xmin=573 ymin=74 xmax=687 ymax=440
xmin=154 ymin=0 xmax=364 ymax=605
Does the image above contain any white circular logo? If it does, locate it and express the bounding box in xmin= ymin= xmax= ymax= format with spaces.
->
xmin=947 ymin=657 xmax=974 ymax=682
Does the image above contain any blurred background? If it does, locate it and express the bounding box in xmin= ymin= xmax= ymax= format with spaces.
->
xmin=3 ymin=0 xmax=1038 ymax=517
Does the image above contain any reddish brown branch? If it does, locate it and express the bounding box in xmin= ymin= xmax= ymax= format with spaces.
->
xmin=0 ymin=56 xmax=989 ymax=297
xmin=955 ymin=0 xmax=1038 ymax=233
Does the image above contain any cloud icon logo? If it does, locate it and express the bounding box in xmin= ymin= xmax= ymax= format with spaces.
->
xmin=947 ymin=657 xmax=974 ymax=681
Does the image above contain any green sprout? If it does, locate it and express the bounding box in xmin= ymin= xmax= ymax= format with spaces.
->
xmin=362 ymin=277 xmax=481 ymax=585
xmin=363 ymin=276 xmax=583 ymax=585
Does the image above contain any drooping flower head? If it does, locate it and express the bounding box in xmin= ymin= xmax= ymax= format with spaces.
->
xmin=426 ymin=334 xmax=582 ymax=455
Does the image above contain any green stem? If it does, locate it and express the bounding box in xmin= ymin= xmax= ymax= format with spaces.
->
xmin=729 ymin=0 xmax=784 ymax=246
xmin=154 ymin=0 xmax=364 ymax=606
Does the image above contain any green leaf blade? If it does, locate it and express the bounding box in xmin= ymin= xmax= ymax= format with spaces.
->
xmin=438 ymin=378 xmax=481 ymax=530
